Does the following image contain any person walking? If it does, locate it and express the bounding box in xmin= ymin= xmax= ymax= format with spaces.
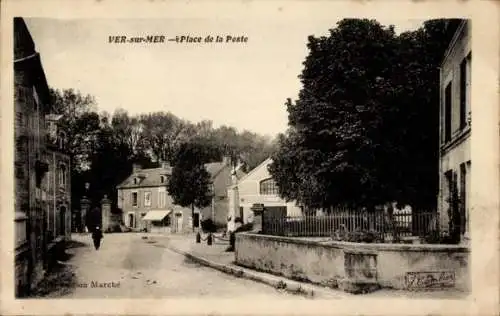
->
xmin=92 ymin=226 xmax=103 ymax=250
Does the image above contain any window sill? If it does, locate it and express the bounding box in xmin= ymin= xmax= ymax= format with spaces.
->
xmin=441 ymin=127 xmax=471 ymax=153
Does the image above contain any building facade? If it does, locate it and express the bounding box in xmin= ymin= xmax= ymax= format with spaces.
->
xmin=199 ymin=158 xmax=244 ymax=228
xmin=227 ymin=158 xmax=303 ymax=227
xmin=438 ymin=20 xmax=471 ymax=244
xmin=117 ymin=158 xmax=238 ymax=233
xmin=43 ymin=114 xmax=72 ymax=242
xmin=14 ymin=17 xmax=53 ymax=296
xmin=117 ymin=163 xmax=174 ymax=232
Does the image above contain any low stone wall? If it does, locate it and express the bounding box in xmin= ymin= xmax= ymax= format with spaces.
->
xmin=235 ymin=233 xmax=470 ymax=293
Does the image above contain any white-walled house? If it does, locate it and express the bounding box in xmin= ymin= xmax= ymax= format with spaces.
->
xmin=438 ymin=20 xmax=471 ymax=243
xmin=227 ymin=158 xmax=303 ymax=226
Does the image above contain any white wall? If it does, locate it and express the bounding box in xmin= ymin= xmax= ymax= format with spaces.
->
xmin=228 ymin=159 xmax=302 ymax=225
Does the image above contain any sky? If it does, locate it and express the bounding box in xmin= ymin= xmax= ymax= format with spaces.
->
xmin=25 ymin=18 xmax=424 ymax=137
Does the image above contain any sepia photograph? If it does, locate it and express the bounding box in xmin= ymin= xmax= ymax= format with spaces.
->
xmin=2 ymin=0 xmax=499 ymax=315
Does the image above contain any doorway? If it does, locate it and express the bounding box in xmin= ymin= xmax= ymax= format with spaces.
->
xmin=193 ymin=213 xmax=200 ymax=228
xmin=128 ymin=213 xmax=134 ymax=228
xmin=175 ymin=213 xmax=183 ymax=233
xmin=59 ymin=206 xmax=66 ymax=236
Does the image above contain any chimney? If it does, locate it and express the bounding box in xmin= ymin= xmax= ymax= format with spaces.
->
xmin=132 ymin=163 xmax=142 ymax=173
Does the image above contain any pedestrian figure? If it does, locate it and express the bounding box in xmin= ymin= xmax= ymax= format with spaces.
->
xmin=92 ymin=226 xmax=103 ymax=250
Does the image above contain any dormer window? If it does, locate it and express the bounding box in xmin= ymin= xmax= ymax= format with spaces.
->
xmin=160 ymin=176 xmax=165 ymax=184
xmin=133 ymin=178 xmax=138 ymax=185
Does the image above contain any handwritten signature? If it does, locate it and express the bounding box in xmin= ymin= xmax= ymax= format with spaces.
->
xmin=406 ymin=271 xmax=455 ymax=289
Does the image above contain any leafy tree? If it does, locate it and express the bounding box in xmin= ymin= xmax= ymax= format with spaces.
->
xmin=167 ymin=142 xmax=212 ymax=231
xmin=139 ymin=112 xmax=192 ymax=164
xmin=269 ymin=18 xmax=455 ymax=211
xmin=49 ymin=88 xmax=101 ymax=208
xmin=111 ymin=109 xmax=146 ymax=160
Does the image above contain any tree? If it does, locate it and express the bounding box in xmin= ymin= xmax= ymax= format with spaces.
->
xmin=269 ymin=18 xmax=453 ymax=211
xmin=139 ymin=112 xmax=192 ymax=163
xmin=111 ymin=109 xmax=145 ymax=160
xmin=167 ymin=142 xmax=212 ymax=231
xmin=49 ymin=88 xmax=102 ymax=208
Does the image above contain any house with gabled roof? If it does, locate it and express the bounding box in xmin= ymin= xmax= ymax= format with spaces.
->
xmin=117 ymin=157 xmax=245 ymax=233
xmin=227 ymin=157 xmax=303 ymax=228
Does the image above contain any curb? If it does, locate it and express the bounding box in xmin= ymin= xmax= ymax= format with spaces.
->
xmin=164 ymin=242 xmax=346 ymax=299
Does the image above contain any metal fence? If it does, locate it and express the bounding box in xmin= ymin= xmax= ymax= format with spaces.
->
xmin=261 ymin=208 xmax=438 ymax=239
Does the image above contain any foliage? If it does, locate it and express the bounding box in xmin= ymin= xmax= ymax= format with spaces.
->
xmin=331 ymin=228 xmax=381 ymax=243
xmin=167 ymin=142 xmax=212 ymax=230
xmin=48 ymin=89 xmax=276 ymax=210
xmin=269 ymin=18 xmax=458 ymax=210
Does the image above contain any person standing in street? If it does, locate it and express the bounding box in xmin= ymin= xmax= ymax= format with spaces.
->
xmin=92 ymin=226 xmax=103 ymax=250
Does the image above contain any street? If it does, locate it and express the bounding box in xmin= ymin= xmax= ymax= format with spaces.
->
xmin=59 ymin=233 xmax=299 ymax=299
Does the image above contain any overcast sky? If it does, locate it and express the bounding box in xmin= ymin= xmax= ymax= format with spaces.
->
xmin=25 ymin=18 xmax=423 ymax=137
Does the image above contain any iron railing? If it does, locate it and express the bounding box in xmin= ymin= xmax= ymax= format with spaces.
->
xmin=262 ymin=209 xmax=438 ymax=240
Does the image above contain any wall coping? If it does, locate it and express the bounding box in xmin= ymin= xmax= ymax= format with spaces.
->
xmin=237 ymin=233 xmax=471 ymax=253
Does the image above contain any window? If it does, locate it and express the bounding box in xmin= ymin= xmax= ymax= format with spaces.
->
xmin=59 ymin=164 xmax=67 ymax=187
xmin=260 ymin=178 xmax=279 ymax=195
xmin=160 ymin=176 xmax=165 ymax=184
xmin=132 ymin=192 xmax=138 ymax=206
xmin=158 ymin=189 xmax=167 ymax=208
xmin=444 ymin=82 xmax=452 ymax=142
xmin=459 ymin=55 xmax=470 ymax=129
xmin=58 ymin=132 xmax=66 ymax=150
xmin=133 ymin=178 xmax=138 ymax=185
xmin=144 ymin=191 xmax=152 ymax=207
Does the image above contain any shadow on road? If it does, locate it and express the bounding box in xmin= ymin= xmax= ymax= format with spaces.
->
xmin=66 ymin=240 xmax=88 ymax=249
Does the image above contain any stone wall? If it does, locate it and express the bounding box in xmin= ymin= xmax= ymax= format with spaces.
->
xmin=235 ymin=233 xmax=470 ymax=293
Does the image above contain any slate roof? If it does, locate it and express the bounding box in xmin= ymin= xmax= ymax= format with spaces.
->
xmin=117 ymin=166 xmax=172 ymax=189
xmin=117 ymin=161 xmax=232 ymax=190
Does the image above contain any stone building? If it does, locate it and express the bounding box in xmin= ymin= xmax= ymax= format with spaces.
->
xmin=14 ymin=17 xmax=51 ymax=296
xmin=43 ymin=114 xmax=72 ymax=241
xmin=117 ymin=162 xmax=175 ymax=232
xmin=117 ymin=157 xmax=238 ymax=233
xmin=14 ymin=17 xmax=71 ymax=296
xmin=438 ymin=20 xmax=471 ymax=244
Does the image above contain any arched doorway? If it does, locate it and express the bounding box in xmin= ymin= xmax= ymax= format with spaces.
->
xmin=59 ymin=206 xmax=67 ymax=236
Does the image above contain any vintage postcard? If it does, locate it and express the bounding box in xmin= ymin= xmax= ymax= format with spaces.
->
xmin=1 ymin=0 xmax=499 ymax=315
